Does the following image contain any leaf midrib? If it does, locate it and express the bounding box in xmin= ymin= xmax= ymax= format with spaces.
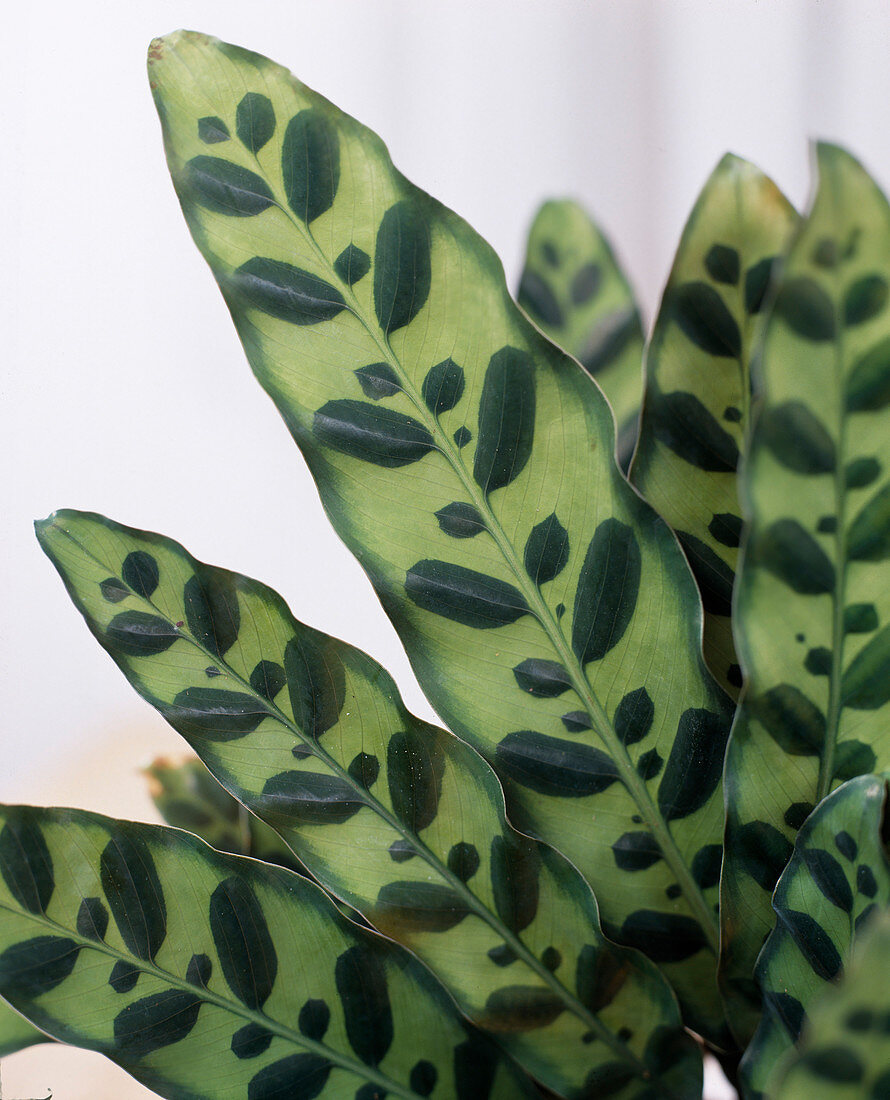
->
xmin=0 ymin=894 xmax=423 ymax=1100
xmin=244 ymin=165 xmax=719 ymax=954
xmin=46 ymin=519 xmax=649 ymax=1076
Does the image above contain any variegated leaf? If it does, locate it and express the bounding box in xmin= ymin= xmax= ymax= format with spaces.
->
xmin=148 ymin=31 xmax=733 ymax=1045
xmin=739 ymin=774 xmax=890 ymax=1097
xmin=38 ymin=509 xmax=702 ymax=1099
xmin=768 ymin=909 xmax=890 ymax=1100
xmin=0 ymin=804 xmax=534 ymax=1100
xmin=631 ymin=155 xmax=797 ymax=696
xmin=721 ymin=144 xmax=890 ymax=1044
xmin=518 ymin=200 xmax=645 ymax=469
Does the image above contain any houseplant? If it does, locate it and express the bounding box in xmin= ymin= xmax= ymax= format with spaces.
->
xmin=2 ymin=28 xmax=890 ymax=1098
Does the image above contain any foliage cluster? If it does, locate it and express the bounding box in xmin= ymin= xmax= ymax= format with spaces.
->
xmin=4 ymin=30 xmax=890 ymax=1100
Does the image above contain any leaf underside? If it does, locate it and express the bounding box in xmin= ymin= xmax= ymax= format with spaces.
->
xmin=148 ymin=29 xmax=733 ymax=1045
xmin=739 ymin=775 xmax=890 ymax=1097
xmin=721 ymin=144 xmax=890 ymax=1044
xmin=0 ymin=805 xmax=532 ymax=1100
xmin=631 ymin=154 xmax=797 ymax=698
xmin=517 ymin=199 xmax=645 ymax=470
xmin=38 ymin=508 xmax=701 ymax=1099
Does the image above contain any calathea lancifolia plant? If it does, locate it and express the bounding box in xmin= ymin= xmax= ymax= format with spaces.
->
xmin=4 ymin=27 xmax=890 ymax=1100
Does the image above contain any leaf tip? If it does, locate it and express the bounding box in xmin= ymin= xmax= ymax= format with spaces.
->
xmin=33 ymin=512 xmax=58 ymax=545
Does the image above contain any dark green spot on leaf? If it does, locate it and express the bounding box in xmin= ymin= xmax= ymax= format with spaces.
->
xmin=374 ymin=201 xmax=431 ymax=334
xmin=648 ymin=391 xmax=740 ymax=472
xmin=354 ymin=362 xmax=400 ymax=400
xmin=422 ymin=358 xmax=465 ymax=415
xmin=282 ymin=109 xmax=340 ymax=223
xmin=406 ymin=560 xmax=529 ymax=629
xmin=496 ymin=731 xmax=620 ymax=798
xmin=705 ymin=244 xmax=740 ymax=286
xmin=185 ymin=156 xmax=274 ymax=216
xmin=334 ymin=244 xmax=371 ymax=286
xmin=435 ymin=502 xmax=485 ymax=539
xmin=672 ymin=281 xmax=741 ymax=357
xmin=315 ymin=400 xmax=435 ymax=468
xmin=236 ymin=93 xmax=275 ymax=153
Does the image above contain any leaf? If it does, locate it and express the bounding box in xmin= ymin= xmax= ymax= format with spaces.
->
xmin=517 ymin=200 xmax=645 ymax=468
xmin=767 ymin=910 xmax=890 ymax=1100
xmin=0 ymin=998 xmax=48 ymax=1057
xmin=631 ymin=154 xmax=797 ymax=696
xmin=738 ymin=775 xmax=890 ymax=1096
xmin=0 ymin=804 xmax=532 ymax=1099
xmin=149 ymin=30 xmax=734 ymax=1045
xmin=721 ymin=145 xmax=890 ymax=1045
xmin=38 ymin=509 xmax=701 ymax=1097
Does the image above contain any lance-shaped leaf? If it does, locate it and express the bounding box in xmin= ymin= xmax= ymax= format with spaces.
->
xmin=146 ymin=756 xmax=301 ymax=870
xmin=38 ymin=510 xmax=702 ymax=1099
xmin=148 ymin=31 xmax=734 ymax=1044
xmin=0 ymin=998 xmax=48 ymax=1056
xmin=630 ymin=155 xmax=797 ymax=697
xmin=518 ymin=200 xmax=645 ymax=469
xmin=721 ymin=145 xmax=890 ymax=1044
xmin=738 ymin=774 xmax=890 ymax=1097
xmin=0 ymin=804 xmax=535 ymax=1100
xmin=767 ymin=909 xmax=890 ymax=1100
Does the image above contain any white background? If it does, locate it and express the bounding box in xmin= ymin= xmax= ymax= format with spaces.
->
xmin=3 ymin=1 xmax=890 ymax=1094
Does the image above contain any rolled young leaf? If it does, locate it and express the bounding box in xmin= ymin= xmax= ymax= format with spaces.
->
xmin=630 ymin=155 xmax=797 ymax=697
xmin=767 ymin=909 xmax=890 ymax=1100
xmin=148 ymin=30 xmax=734 ymax=1044
xmin=38 ymin=508 xmax=702 ymax=1099
xmin=721 ymin=144 xmax=890 ymax=1043
xmin=0 ymin=804 xmax=534 ymax=1100
xmin=518 ymin=200 xmax=645 ymax=469
xmin=738 ymin=774 xmax=890 ymax=1097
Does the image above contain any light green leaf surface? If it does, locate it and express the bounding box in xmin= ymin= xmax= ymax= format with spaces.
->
xmin=0 ymin=804 xmax=533 ymax=1100
xmin=630 ymin=155 xmax=796 ymax=696
xmin=148 ymin=30 xmax=734 ymax=1044
xmin=38 ymin=509 xmax=701 ymax=1100
xmin=721 ymin=144 xmax=890 ymax=1043
xmin=518 ymin=200 xmax=645 ymax=468
xmin=0 ymin=997 xmax=48 ymax=1057
xmin=146 ymin=757 xmax=302 ymax=871
xmin=768 ymin=908 xmax=890 ymax=1100
xmin=738 ymin=774 xmax=890 ymax=1097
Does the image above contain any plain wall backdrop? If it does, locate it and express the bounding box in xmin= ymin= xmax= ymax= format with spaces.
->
xmin=3 ymin=1 xmax=890 ymax=1094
